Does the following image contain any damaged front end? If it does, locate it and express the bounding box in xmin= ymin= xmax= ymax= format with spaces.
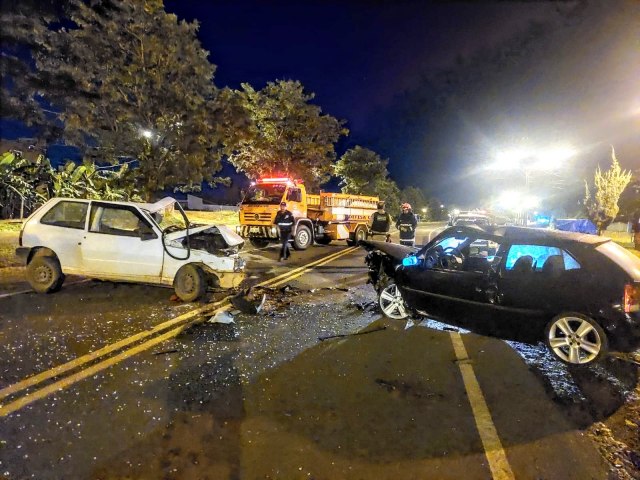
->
xmin=360 ymin=239 xmax=416 ymax=292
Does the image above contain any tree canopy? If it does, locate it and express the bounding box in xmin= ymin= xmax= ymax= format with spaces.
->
xmin=584 ymin=147 xmax=632 ymax=234
xmin=2 ymin=0 xmax=241 ymax=199
xmin=334 ymin=146 xmax=401 ymax=215
xmin=226 ymin=80 xmax=347 ymax=189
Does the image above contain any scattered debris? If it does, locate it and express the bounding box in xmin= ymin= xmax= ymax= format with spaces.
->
xmin=375 ymin=378 xmax=441 ymax=400
xmin=208 ymin=310 xmax=236 ymax=324
xmin=169 ymin=294 xmax=181 ymax=302
xmin=153 ymin=348 xmax=180 ymax=355
xmin=230 ymin=287 xmax=268 ymax=314
xmin=318 ymin=325 xmax=386 ymax=341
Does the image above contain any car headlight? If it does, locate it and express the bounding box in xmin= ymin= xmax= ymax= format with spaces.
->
xmin=402 ymin=256 xmax=419 ymax=267
xmin=234 ymin=257 xmax=246 ymax=272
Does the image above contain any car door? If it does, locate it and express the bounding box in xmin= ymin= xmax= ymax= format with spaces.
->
xmin=36 ymin=200 xmax=88 ymax=271
xmin=399 ymin=233 xmax=502 ymax=324
xmin=493 ymin=243 xmax=585 ymax=337
xmin=80 ymin=202 xmax=164 ymax=280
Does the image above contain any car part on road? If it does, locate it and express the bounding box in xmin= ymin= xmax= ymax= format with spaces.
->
xmin=173 ymin=264 xmax=207 ymax=302
xmin=26 ymin=256 xmax=65 ymax=293
xmin=545 ymin=313 xmax=608 ymax=365
xmin=379 ymin=283 xmax=410 ymax=319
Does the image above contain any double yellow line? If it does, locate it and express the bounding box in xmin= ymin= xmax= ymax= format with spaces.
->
xmin=0 ymin=246 xmax=358 ymax=417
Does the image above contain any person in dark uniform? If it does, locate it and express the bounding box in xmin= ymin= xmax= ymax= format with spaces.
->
xmin=396 ymin=203 xmax=418 ymax=246
xmin=367 ymin=201 xmax=392 ymax=242
xmin=274 ymin=201 xmax=294 ymax=261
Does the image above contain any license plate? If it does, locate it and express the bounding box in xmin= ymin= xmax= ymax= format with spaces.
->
xmin=249 ymin=227 xmax=260 ymax=233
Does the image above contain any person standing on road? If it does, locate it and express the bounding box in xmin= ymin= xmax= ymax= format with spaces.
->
xmin=368 ymin=201 xmax=392 ymax=242
xmin=396 ymin=203 xmax=418 ymax=246
xmin=274 ymin=201 xmax=294 ymax=261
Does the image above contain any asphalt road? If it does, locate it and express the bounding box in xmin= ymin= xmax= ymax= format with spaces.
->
xmin=0 ymin=222 xmax=626 ymax=479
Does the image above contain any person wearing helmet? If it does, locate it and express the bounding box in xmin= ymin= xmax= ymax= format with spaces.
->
xmin=367 ymin=201 xmax=392 ymax=242
xmin=396 ymin=203 xmax=418 ymax=246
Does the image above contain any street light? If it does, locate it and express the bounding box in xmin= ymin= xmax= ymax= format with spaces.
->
xmin=488 ymin=143 xmax=576 ymax=225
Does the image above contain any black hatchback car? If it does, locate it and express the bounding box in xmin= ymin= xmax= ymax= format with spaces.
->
xmin=360 ymin=225 xmax=640 ymax=366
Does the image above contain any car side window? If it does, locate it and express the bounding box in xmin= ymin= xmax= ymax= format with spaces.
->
xmin=89 ymin=205 xmax=155 ymax=238
xmin=40 ymin=201 xmax=88 ymax=229
xmin=505 ymin=244 xmax=581 ymax=273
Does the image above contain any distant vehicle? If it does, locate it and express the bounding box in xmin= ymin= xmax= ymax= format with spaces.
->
xmin=16 ymin=197 xmax=246 ymax=301
xmin=237 ymin=177 xmax=379 ymax=249
xmin=360 ymin=224 xmax=640 ymax=366
xmin=449 ymin=212 xmax=492 ymax=227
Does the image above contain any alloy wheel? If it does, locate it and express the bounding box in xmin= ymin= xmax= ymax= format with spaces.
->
xmin=379 ymin=283 xmax=409 ymax=319
xmin=547 ymin=315 xmax=603 ymax=365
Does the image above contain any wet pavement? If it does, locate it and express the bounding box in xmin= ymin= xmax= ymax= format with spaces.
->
xmin=0 ymin=235 xmax=637 ymax=479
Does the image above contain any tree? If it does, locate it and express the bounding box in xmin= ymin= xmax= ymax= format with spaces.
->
xmin=334 ymin=146 xmax=402 ymax=216
xmin=401 ymin=186 xmax=427 ymax=213
xmin=0 ymin=151 xmax=51 ymax=219
xmin=2 ymin=0 xmax=235 ymax=199
xmin=584 ymin=147 xmax=632 ymax=235
xmin=226 ymin=80 xmax=347 ymax=189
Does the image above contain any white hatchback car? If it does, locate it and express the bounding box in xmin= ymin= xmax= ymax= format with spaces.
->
xmin=16 ymin=197 xmax=246 ymax=301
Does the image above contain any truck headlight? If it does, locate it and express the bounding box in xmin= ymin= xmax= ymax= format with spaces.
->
xmin=236 ymin=225 xmax=242 ymax=234
xmin=271 ymin=226 xmax=278 ymax=236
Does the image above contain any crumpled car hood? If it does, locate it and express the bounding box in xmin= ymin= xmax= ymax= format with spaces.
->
xmin=359 ymin=239 xmax=417 ymax=260
xmin=165 ymin=224 xmax=245 ymax=247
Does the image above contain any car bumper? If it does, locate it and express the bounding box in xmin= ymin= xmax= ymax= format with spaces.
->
xmin=602 ymin=310 xmax=640 ymax=352
xmin=15 ymin=247 xmax=30 ymax=265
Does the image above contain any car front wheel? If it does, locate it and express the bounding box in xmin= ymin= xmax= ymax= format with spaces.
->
xmin=173 ymin=264 xmax=207 ymax=302
xmin=544 ymin=313 xmax=608 ymax=365
xmin=378 ymin=283 xmax=410 ymax=319
xmin=26 ymin=256 xmax=65 ymax=293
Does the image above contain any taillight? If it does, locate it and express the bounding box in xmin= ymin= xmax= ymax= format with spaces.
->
xmin=624 ymin=283 xmax=640 ymax=313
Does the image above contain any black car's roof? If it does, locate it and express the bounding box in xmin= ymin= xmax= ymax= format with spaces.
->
xmin=445 ymin=225 xmax=611 ymax=247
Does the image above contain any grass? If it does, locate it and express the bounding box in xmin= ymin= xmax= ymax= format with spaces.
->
xmin=0 ymin=221 xmax=24 ymax=233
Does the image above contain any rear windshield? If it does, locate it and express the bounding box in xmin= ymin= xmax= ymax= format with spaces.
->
xmin=596 ymin=241 xmax=640 ymax=280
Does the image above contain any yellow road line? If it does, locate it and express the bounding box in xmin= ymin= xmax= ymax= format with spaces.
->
xmin=267 ymin=247 xmax=358 ymax=288
xmin=449 ymin=331 xmax=515 ymax=480
xmin=0 ymin=305 xmax=224 ymax=417
xmin=0 ymin=246 xmax=361 ymax=415
xmin=0 ymin=296 xmax=232 ymax=401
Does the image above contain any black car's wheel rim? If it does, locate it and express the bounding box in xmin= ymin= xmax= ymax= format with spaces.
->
xmin=379 ymin=283 xmax=409 ymax=319
xmin=548 ymin=316 xmax=602 ymax=364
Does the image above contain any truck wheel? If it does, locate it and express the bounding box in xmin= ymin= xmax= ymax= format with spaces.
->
xmin=26 ymin=256 xmax=65 ymax=293
xmin=173 ymin=264 xmax=207 ymax=302
xmin=250 ymin=238 xmax=270 ymax=249
xmin=315 ymin=236 xmax=331 ymax=245
xmin=293 ymin=225 xmax=312 ymax=250
xmin=347 ymin=226 xmax=367 ymax=246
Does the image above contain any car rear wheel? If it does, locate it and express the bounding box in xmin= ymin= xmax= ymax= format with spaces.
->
xmin=544 ymin=313 xmax=608 ymax=365
xmin=378 ymin=283 xmax=409 ymax=319
xmin=173 ymin=264 xmax=207 ymax=302
xmin=26 ymin=256 xmax=65 ymax=293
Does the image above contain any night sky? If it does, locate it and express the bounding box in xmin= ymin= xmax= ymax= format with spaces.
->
xmin=3 ymin=1 xmax=639 ymax=209
xmin=162 ymin=0 xmax=639 ymax=209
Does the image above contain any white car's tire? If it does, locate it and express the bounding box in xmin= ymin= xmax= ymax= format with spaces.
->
xmin=26 ymin=256 xmax=65 ymax=293
xmin=174 ymin=264 xmax=207 ymax=302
